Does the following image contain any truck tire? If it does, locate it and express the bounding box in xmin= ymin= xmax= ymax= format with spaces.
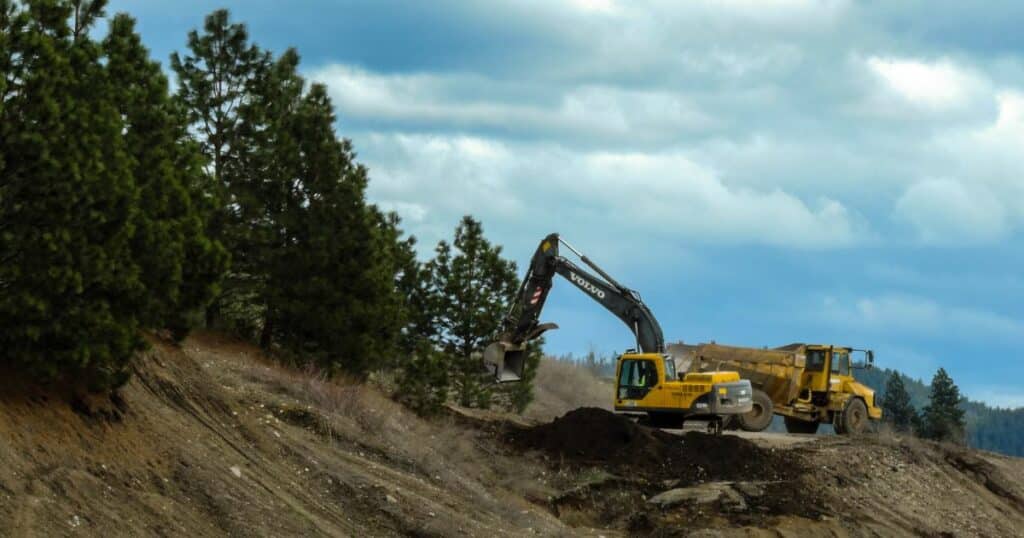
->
xmin=837 ymin=398 xmax=869 ymax=435
xmin=737 ymin=390 xmax=774 ymax=432
xmin=783 ymin=416 xmax=819 ymax=434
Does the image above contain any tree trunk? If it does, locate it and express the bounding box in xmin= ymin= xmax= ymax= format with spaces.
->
xmin=205 ymin=302 xmax=219 ymax=329
xmin=259 ymin=316 xmax=274 ymax=349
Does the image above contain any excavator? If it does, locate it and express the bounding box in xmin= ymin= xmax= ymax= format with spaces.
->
xmin=484 ymin=233 xmax=753 ymax=433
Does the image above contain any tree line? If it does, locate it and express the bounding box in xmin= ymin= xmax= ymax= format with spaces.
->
xmin=0 ymin=2 xmax=532 ymax=412
xmin=878 ymin=367 xmax=966 ymax=443
xmin=870 ymin=366 xmax=1024 ymax=456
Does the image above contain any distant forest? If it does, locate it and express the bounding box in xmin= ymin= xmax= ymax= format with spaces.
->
xmin=858 ymin=367 xmax=1024 ymax=457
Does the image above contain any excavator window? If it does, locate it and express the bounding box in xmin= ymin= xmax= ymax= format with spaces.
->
xmin=663 ymin=358 xmax=676 ymax=381
xmin=618 ymin=359 xmax=657 ymax=399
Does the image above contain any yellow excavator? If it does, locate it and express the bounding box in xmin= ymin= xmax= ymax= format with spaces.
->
xmin=484 ymin=233 xmax=753 ymax=433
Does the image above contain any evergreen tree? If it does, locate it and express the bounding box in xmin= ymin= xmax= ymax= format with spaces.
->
xmin=881 ymin=372 xmax=916 ymax=433
xmin=921 ymin=368 xmax=966 ymax=443
xmin=428 ymin=216 xmax=519 ymax=408
xmin=0 ymin=0 xmax=142 ymax=389
xmin=102 ymin=13 xmax=226 ymax=339
xmin=0 ymin=0 xmax=16 ymax=179
xmin=170 ymin=9 xmax=270 ymax=329
xmin=265 ymin=76 xmax=404 ymax=376
xmin=855 ymin=366 xmax=1024 ymax=457
xmin=173 ymin=12 xmax=409 ymax=374
xmin=385 ymin=214 xmax=434 ymax=356
xmin=373 ymin=211 xmax=429 ymax=362
xmin=396 ymin=341 xmax=450 ymax=416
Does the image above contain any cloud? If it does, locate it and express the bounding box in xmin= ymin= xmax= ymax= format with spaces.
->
xmin=902 ymin=91 xmax=1024 ymax=242
xmin=567 ymin=0 xmax=619 ymax=14
xmin=936 ymin=91 xmax=1024 ymax=194
xmin=360 ymin=133 xmax=866 ymax=250
xmin=822 ymin=294 xmax=1024 ymax=341
xmin=894 ymin=179 xmax=1009 ymax=244
xmin=309 ymin=64 xmax=716 ymax=144
xmin=865 ymin=56 xmax=986 ymax=109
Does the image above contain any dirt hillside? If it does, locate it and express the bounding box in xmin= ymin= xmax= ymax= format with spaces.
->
xmin=1 ymin=334 xmax=1023 ymax=537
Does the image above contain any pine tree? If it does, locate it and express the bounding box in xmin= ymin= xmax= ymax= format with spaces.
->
xmin=173 ymin=14 xmax=409 ymax=372
xmin=881 ymin=372 xmax=916 ymax=433
xmin=102 ymin=13 xmax=226 ymax=339
xmin=396 ymin=340 xmax=450 ymax=416
xmin=265 ymin=78 xmax=403 ymax=376
xmin=0 ymin=0 xmax=142 ymax=389
xmin=0 ymin=0 xmax=15 ymax=182
xmin=383 ymin=213 xmax=434 ymax=356
xmin=428 ymin=216 xmax=519 ymax=408
xmin=921 ymin=368 xmax=966 ymax=443
xmin=170 ymin=9 xmax=270 ymax=330
xmin=373 ymin=211 xmax=429 ymax=362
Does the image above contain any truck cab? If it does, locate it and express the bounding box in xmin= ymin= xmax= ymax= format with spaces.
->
xmin=800 ymin=345 xmax=881 ymax=421
xmin=614 ymin=352 xmax=753 ymax=428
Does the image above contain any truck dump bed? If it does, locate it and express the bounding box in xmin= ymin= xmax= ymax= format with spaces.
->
xmin=670 ymin=343 xmax=809 ymax=407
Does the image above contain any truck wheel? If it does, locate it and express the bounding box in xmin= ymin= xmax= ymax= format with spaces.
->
xmin=783 ymin=416 xmax=819 ymax=434
xmin=737 ymin=390 xmax=774 ymax=432
xmin=837 ymin=398 xmax=868 ymax=435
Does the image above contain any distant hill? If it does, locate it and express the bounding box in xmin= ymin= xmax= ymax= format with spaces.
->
xmin=858 ymin=367 xmax=1024 ymax=457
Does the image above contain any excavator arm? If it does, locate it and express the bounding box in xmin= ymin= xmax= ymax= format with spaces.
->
xmin=485 ymin=233 xmax=665 ymax=382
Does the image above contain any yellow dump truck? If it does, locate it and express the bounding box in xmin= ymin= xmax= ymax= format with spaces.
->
xmin=672 ymin=343 xmax=882 ymax=434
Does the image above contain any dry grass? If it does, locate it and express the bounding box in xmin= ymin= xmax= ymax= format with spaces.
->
xmin=525 ymin=357 xmax=613 ymax=422
xmin=226 ymin=350 xmax=557 ymax=528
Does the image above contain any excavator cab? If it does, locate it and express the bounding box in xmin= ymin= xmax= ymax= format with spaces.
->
xmin=615 ymin=353 xmax=753 ymax=424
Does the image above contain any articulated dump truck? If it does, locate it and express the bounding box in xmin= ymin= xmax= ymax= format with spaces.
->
xmin=671 ymin=343 xmax=882 ymax=434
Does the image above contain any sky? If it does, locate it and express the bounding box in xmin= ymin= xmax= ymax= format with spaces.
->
xmin=107 ymin=0 xmax=1024 ymax=407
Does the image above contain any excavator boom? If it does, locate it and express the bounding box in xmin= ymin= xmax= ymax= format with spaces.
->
xmin=486 ymin=233 xmax=664 ymax=382
xmin=485 ymin=232 xmax=753 ymax=432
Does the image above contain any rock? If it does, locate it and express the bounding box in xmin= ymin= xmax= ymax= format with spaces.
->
xmin=733 ymin=481 xmax=766 ymax=498
xmin=230 ymin=466 xmax=242 ymax=478
xmin=385 ymin=494 xmax=398 ymax=504
xmin=647 ymin=482 xmax=732 ymax=508
xmin=720 ymin=487 xmax=748 ymax=512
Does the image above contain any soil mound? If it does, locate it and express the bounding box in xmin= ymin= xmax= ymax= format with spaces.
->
xmin=512 ymin=407 xmax=791 ymax=484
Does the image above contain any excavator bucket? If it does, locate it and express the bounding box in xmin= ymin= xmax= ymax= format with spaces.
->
xmin=483 ymin=323 xmax=559 ymax=383
xmin=484 ymin=342 xmax=528 ymax=383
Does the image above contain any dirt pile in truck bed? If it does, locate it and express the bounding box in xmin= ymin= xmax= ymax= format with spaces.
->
xmin=509 ymin=407 xmax=792 ymax=484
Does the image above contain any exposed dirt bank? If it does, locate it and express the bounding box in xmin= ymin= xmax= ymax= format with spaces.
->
xmin=2 ymin=335 xmax=1023 ymax=537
